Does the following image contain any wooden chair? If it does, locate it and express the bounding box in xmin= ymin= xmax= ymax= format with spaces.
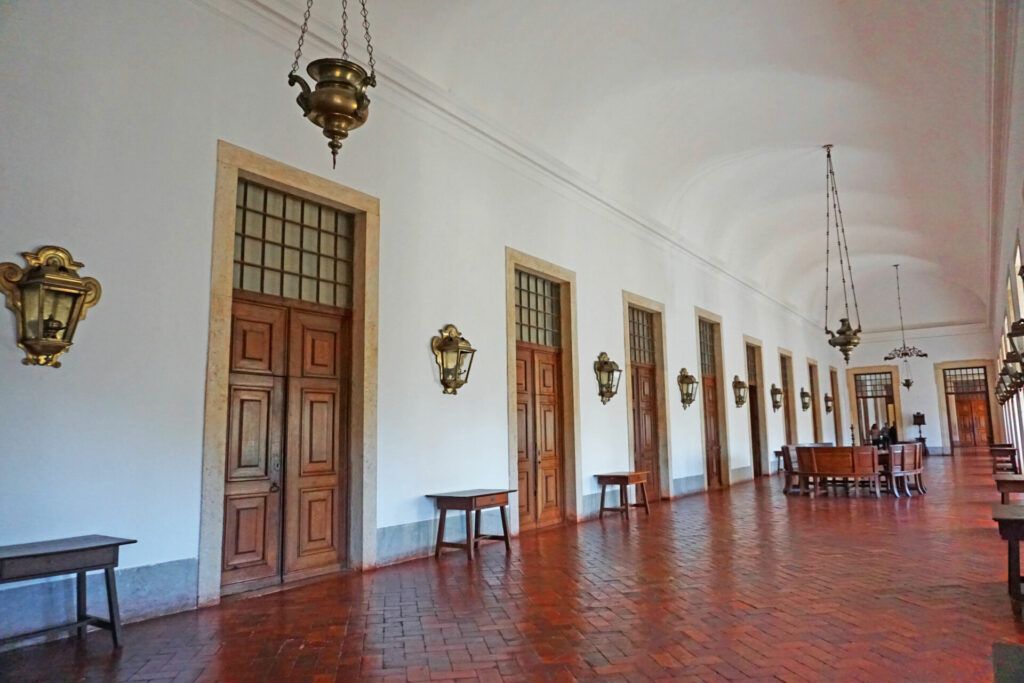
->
xmin=906 ymin=442 xmax=926 ymax=494
xmin=885 ymin=444 xmax=907 ymax=497
xmin=780 ymin=445 xmax=802 ymax=495
xmin=852 ymin=446 xmax=882 ymax=497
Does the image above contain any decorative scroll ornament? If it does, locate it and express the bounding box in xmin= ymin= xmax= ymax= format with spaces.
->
xmin=0 ymin=246 xmax=101 ymax=367
xmin=821 ymin=145 xmax=863 ymax=363
xmin=288 ymin=0 xmax=377 ymax=168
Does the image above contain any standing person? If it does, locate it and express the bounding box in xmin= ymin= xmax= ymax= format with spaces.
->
xmin=881 ymin=422 xmax=891 ymax=447
xmin=888 ymin=422 xmax=898 ymax=444
xmin=870 ymin=423 xmax=881 ymax=445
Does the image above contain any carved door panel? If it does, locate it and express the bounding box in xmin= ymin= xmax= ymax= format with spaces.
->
xmin=703 ymin=375 xmax=722 ymax=487
xmin=284 ymin=310 xmax=347 ymax=578
xmin=749 ymin=389 xmax=762 ymax=477
xmin=516 ymin=343 xmax=564 ymax=531
xmin=954 ymin=396 xmax=975 ymax=446
xmin=971 ymin=396 xmax=991 ymax=446
xmin=631 ymin=364 xmax=660 ymax=498
xmin=222 ymin=300 xmax=287 ymax=591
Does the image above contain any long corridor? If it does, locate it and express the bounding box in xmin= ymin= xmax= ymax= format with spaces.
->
xmin=2 ymin=454 xmax=1022 ymax=682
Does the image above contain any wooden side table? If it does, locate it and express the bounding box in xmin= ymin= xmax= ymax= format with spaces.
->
xmin=995 ymin=474 xmax=1024 ymax=504
xmin=993 ymin=504 xmax=1024 ymax=616
xmin=595 ymin=472 xmax=650 ymax=518
xmin=426 ymin=489 xmax=515 ymax=560
xmin=0 ymin=535 xmax=137 ymax=648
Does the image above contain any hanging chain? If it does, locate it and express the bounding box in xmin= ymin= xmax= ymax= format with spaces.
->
xmin=831 ymin=154 xmax=862 ymax=331
xmin=340 ymin=0 xmax=350 ymax=58
xmin=360 ymin=0 xmax=376 ymax=84
xmin=824 ymin=146 xmax=832 ymax=333
xmin=895 ymin=264 xmax=908 ymax=347
xmin=290 ymin=0 xmax=314 ymax=76
xmin=827 ymin=149 xmax=852 ymax=325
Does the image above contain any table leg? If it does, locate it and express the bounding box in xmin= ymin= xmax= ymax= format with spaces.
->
xmin=599 ymin=484 xmax=607 ymax=518
xmin=639 ymin=482 xmax=651 ymax=515
xmin=435 ymin=508 xmax=447 ymax=558
xmin=499 ymin=505 xmax=511 ymax=552
xmin=1010 ymin=539 xmax=1021 ymax=599
xmin=76 ymin=570 xmax=87 ymax=639
xmin=621 ymin=484 xmax=629 ymax=519
xmin=475 ymin=509 xmax=482 ymax=543
xmin=1004 ymin=491 xmax=1011 ymax=505
xmin=465 ymin=510 xmax=474 ymax=561
xmin=104 ymin=566 xmax=123 ymax=648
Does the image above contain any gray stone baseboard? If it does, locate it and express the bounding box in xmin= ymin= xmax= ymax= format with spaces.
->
xmin=0 ymin=557 xmax=197 ymax=652
xmin=671 ymin=474 xmax=706 ymax=497
xmin=376 ymin=508 xmax=505 ymax=566
xmin=729 ymin=465 xmax=754 ymax=483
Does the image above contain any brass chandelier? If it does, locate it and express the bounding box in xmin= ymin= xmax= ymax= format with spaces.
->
xmin=288 ymin=0 xmax=377 ymax=168
xmin=822 ymin=145 xmax=863 ymax=363
xmin=883 ymin=264 xmax=927 ymax=389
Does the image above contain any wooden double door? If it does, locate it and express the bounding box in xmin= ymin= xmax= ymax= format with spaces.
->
xmin=516 ymin=342 xmax=564 ymax=531
xmin=952 ymin=393 xmax=991 ymax=447
xmin=631 ymin=363 xmax=661 ymax=498
xmin=221 ymin=291 xmax=349 ymax=593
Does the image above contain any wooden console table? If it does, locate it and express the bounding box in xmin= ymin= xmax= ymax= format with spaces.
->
xmin=995 ymin=474 xmax=1024 ymax=504
xmin=0 ymin=535 xmax=136 ymax=648
xmin=595 ymin=472 xmax=650 ymax=518
xmin=426 ymin=489 xmax=514 ymax=561
xmin=993 ymin=504 xmax=1024 ymax=616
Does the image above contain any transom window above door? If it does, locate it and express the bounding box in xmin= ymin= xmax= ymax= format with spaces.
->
xmin=233 ymin=178 xmax=354 ymax=307
xmin=628 ymin=308 xmax=655 ymax=364
xmin=515 ymin=271 xmax=561 ymax=347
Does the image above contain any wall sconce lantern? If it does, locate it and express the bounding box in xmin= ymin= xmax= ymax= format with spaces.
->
xmin=799 ymin=387 xmax=811 ymax=411
xmin=824 ymin=393 xmax=834 ymax=413
xmin=731 ymin=375 xmax=747 ymax=407
xmin=677 ymin=367 xmax=698 ymax=409
xmin=430 ymin=324 xmax=475 ymax=395
xmin=593 ymin=352 xmax=622 ymax=404
xmin=1008 ymin=319 xmax=1024 ymax=357
xmin=0 ymin=246 xmax=101 ymax=368
xmin=770 ymin=383 xmax=783 ymax=412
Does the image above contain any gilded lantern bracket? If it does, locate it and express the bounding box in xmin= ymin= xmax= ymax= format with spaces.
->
xmin=0 ymin=246 xmax=101 ymax=368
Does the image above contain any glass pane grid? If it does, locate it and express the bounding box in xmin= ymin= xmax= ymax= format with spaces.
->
xmin=854 ymin=372 xmax=894 ymax=399
xmin=944 ymin=367 xmax=988 ymax=394
xmin=234 ymin=178 xmax=354 ymax=306
xmin=515 ymin=271 xmax=561 ymax=347
xmin=628 ymin=308 xmax=656 ymax=365
xmin=699 ymin=320 xmax=716 ymax=376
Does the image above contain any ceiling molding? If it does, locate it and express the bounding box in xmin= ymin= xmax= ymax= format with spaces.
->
xmin=192 ymin=0 xmax=831 ymax=331
xmin=860 ymin=321 xmax=990 ymax=344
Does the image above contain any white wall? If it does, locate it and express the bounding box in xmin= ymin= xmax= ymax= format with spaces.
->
xmin=0 ymin=0 xmax=849 ymax=585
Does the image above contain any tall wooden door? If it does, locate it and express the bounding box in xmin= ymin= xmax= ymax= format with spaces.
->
xmin=700 ymin=320 xmax=723 ymax=488
xmin=746 ymin=345 xmax=763 ymax=477
xmin=780 ymin=355 xmax=795 ymax=444
xmin=830 ymin=368 xmax=843 ymax=445
xmin=808 ymin=363 xmax=822 ymax=442
xmin=516 ymin=343 xmax=563 ymax=531
xmin=222 ymin=292 xmax=348 ymax=592
xmin=953 ymin=394 xmax=991 ymax=446
xmin=631 ymin=365 xmax=661 ymax=497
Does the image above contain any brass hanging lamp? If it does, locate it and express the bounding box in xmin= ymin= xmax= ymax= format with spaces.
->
xmin=822 ymin=145 xmax=863 ymax=363
xmin=882 ymin=264 xmax=927 ymax=390
xmin=288 ymin=0 xmax=377 ymax=168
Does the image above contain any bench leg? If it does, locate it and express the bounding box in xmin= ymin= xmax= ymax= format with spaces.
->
xmin=499 ymin=505 xmax=511 ymax=552
xmin=1004 ymin=492 xmax=1010 ymax=505
xmin=434 ymin=509 xmax=447 ymax=558
xmin=1010 ymin=540 xmax=1022 ymax=617
xmin=599 ymin=484 xmax=607 ymax=518
xmin=902 ymin=475 xmax=913 ymax=497
xmin=103 ymin=567 xmax=123 ymax=648
xmin=76 ymin=571 xmax=87 ymax=640
xmin=465 ymin=510 xmax=474 ymax=561
xmin=917 ymin=474 xmax=927 ymax=494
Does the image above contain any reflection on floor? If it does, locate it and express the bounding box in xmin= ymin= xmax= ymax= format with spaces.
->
xmin=2 ymin=452 xmax=1023 ymax=681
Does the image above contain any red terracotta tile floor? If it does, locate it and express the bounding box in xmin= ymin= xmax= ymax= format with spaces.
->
xmin=3 ymin=453 xmax=1024 ymax=682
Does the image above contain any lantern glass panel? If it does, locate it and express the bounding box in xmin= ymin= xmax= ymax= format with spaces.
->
xmin=48 ymin=289 xmax=79 ymax=340
xmin=21 ymin=280 xmax=43 ymax=340
xmin=458 ymin=347 xmax=475 ymax=383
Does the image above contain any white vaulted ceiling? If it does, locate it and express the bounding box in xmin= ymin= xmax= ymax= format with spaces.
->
xmin=356 ymin=0 xmax=1009 ymax=332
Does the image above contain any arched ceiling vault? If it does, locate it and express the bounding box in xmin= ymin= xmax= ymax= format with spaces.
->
xmin=356 ymin=0 xmax=1000 ymax=331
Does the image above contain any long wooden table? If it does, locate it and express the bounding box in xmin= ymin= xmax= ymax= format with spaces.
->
xmin=426 ymin=489 xmax=514 ymax=561
xmin=0 ymin=535 xmax=137 ymax=648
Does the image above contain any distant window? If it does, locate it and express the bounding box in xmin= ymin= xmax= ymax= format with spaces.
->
xmin=233 ymin=178 xmax=354 ymax=307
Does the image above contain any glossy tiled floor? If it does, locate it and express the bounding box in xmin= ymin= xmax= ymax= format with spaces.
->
xmin=3 ymin=453 xmax=1023 ymax=682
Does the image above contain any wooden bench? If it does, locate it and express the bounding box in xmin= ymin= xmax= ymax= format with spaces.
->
xmin=426 ymin=489 xmax=514 ymax=561
xmin=992 ymin=446 xmax=1020 ymax=475
xmin=780 ymin=443 xmax=834 ymax=495
xmin=0 ymin=535 xmax=136 ymax=648
xmin=595 ymin=472 xmax=650 ymax=518
xmin=992 ymin=504 xmax=1024 ymax=616
xmin=995 ymin=474 xmax=1024 ymax=504
xmin=795 ymin=446 xmax=881 ymax=497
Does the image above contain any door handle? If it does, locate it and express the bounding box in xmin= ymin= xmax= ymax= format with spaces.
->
xmin=270 ymin=482 xmax=280 ymax=493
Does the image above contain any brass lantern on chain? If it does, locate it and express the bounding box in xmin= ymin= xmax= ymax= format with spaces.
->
xmin=677 ymin=368 xmax=698 ymax=408
xmin=431 ymin=324 xmax=475 ymax=395
xmin=0 ymin=246 xmax=101 ymax=368
xmin=593 ymin=352 xmax=622 ymax=404
xmin=731 ymin=375 xmax=747 ymax=407
xmin=287 ymin=0 xmax=378 ymax=168
xmin=821 ymin=145 xmax=864 ymax=363
xmin=770 ymin=383 xmax=783 ymax=412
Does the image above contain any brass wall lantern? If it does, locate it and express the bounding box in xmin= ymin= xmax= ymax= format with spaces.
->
xmin=677 ymin=368 xmax=698 ymax=409
xmin=288 ymin=0 xmax=377 ymax=168
xmin=0 ymin=246 xmax=101 ymax=368
xmin=731 ymin=375 xmax=747 ymax=408
xmin=824 ymin=393 xmax=834 ymax=414
xmin=1010 ymin=319 xmax=1024 ymax=357
xmin=770 ymin=383 xmax=783 ymax=412
xmin=593 ymin=352 xmax=622 ymax=404
xmin=799 ymin=387 xmax=811 ymax=411
xmin=430 ymin=324 xmax=475 ymax=395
